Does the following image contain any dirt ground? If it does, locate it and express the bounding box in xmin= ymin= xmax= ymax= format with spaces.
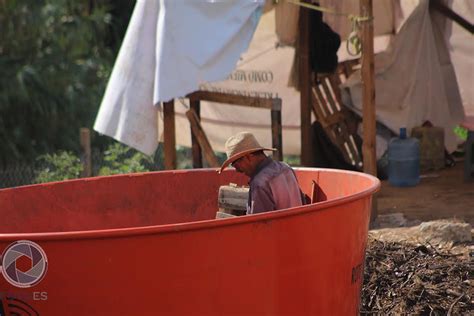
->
xmin=361 ymin=236 xmax=472 ymax=315
xmin=365 ymin=162 xmax=473 ymax=315
xmin=376 ymin=161 xmax=474 ymax=226
xmin=361 ymin=162 xmax=474 ymax=314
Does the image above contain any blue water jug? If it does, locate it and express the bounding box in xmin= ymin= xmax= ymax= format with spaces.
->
xmin=388 ymin=128 xmax=420 ymax=187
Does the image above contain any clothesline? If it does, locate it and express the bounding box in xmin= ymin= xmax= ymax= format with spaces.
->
xmin=283 ymin=0 xmax=372 ymax=21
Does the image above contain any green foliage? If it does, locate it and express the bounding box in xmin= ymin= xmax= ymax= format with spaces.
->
xmin=284 ymin=155 xmax=301 ymax=166
xmin=0 ymin=0 xmax=132 ymax=165
xmin=454 ymin=125 xmax=467 ymax=141
xmin=98 ymin=143 xmax=154 ymax=176
xmin=35 ymin=151 xmax=83 ymax=183
xmin=34 ymin=142 xmax=155 ymax=184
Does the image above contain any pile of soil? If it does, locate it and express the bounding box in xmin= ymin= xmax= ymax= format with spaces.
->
xmin=361 ymin=238 xmax=473 ymax=315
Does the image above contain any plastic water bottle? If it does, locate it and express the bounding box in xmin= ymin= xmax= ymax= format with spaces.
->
xmin=388 ymin=128 xmax=420 ymax=187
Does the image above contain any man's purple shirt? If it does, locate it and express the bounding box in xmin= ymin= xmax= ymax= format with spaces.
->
xmin=247 ymin=157 xmax=303 ymax=214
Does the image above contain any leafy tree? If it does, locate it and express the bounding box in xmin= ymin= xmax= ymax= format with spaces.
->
xmin=0 ymin=0 xmax=133 ymax=165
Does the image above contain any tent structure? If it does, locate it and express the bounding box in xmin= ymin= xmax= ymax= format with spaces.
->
xmin=94 ymin=0 xmax=473 ymax=173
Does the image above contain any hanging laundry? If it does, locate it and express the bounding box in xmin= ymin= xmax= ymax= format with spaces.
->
xmin=94 ymin=0 xmax=264 ymax=155
xmin=94 ymin=0 xmax=160 ymax=155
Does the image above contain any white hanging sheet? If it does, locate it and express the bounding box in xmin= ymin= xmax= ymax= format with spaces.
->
xmin=94 ymin=0 xmax=264 ymax=155
xmin=94 ymin=0 xmax=160 ymax=155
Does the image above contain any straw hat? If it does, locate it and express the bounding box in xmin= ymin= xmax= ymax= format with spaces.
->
xmin=219 ymin=132 xmax=275 ymax=173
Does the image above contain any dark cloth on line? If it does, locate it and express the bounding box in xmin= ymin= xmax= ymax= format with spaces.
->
xmin=309 ymin=9 xmax=341 ymax=74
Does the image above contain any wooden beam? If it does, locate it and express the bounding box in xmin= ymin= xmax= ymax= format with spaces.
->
xmin=190 ymin=99 xmax=203 ymax=168
xmin=430 ymin=0 xmax=474 ymax=34
xmin=360 ymin=0 xmax=377 ymax=177
xmin=188 ymin=91 xmax=283 ymax=163
xmin=186 ymin=108 xmax=220 ymax=168
xmin=163 ymin=100 xmax=177 ymax=170
xmin=298 ymin=4 xmax=312 ymax=166
xmin=188 ymin=91 xmax=283 ymax=162
xmin=188 ymin=91 xmax=280 ymax=110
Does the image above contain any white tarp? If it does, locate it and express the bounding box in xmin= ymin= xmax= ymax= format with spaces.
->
xmin=341 ymin=0 xmax=465 ymax=153
xmin=94 ymin=0 xmax=263 ymax=155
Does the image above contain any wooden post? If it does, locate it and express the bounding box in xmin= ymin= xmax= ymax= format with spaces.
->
xmin=361 ymin=0 xmax=378 ymax=224
xmin=80 ymin=128 xmax=92 ymax=177
xmin=190 ymin=99 xmax=203 ymax=168
xmin=299 ymin=4 xmax=312 ymax=166
xmin=360 ymin=0 xmax=376 ymax=176
xmin=271 ymin=98 xmax=283 ymax=161
xmin=186 ymin=108 xmax=220 ymax=168
xmin=163 ymin=100 xmax=177 ymax=170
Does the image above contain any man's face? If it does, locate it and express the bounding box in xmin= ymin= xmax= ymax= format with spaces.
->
xmin=231 ymin=155 xmax=253 ymax=177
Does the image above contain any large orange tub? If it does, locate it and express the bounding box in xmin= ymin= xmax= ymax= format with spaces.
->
xmin=0 ymin=168 xmax=379 ymax=315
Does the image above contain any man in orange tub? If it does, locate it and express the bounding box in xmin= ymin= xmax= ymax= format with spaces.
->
xmin=219 ymin=131 xmax=304 ymax=214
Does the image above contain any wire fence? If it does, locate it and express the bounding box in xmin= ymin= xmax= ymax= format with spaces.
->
xmin=0 ymin=163 xmax=38 ymax=189
xmin=0 ymin=146 xmax=225 ymax=189
xmin=0 ymin=149 xmax=165 ymax=189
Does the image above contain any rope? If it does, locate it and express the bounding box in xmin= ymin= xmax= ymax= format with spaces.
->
xmin=347 ymin=15 xmax=363 ymax=56
xmin=282 ymin=0 xmax=373 ymax=55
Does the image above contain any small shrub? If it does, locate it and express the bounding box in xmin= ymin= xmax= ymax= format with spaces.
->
xmin=98 ymin=143 xmax=153 ymax=176
xmin=35 ymin=151 xmax=83 ymax=183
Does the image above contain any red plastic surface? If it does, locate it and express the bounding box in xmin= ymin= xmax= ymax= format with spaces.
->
xmin=0 ymin=168 xmax=379 ymax=315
